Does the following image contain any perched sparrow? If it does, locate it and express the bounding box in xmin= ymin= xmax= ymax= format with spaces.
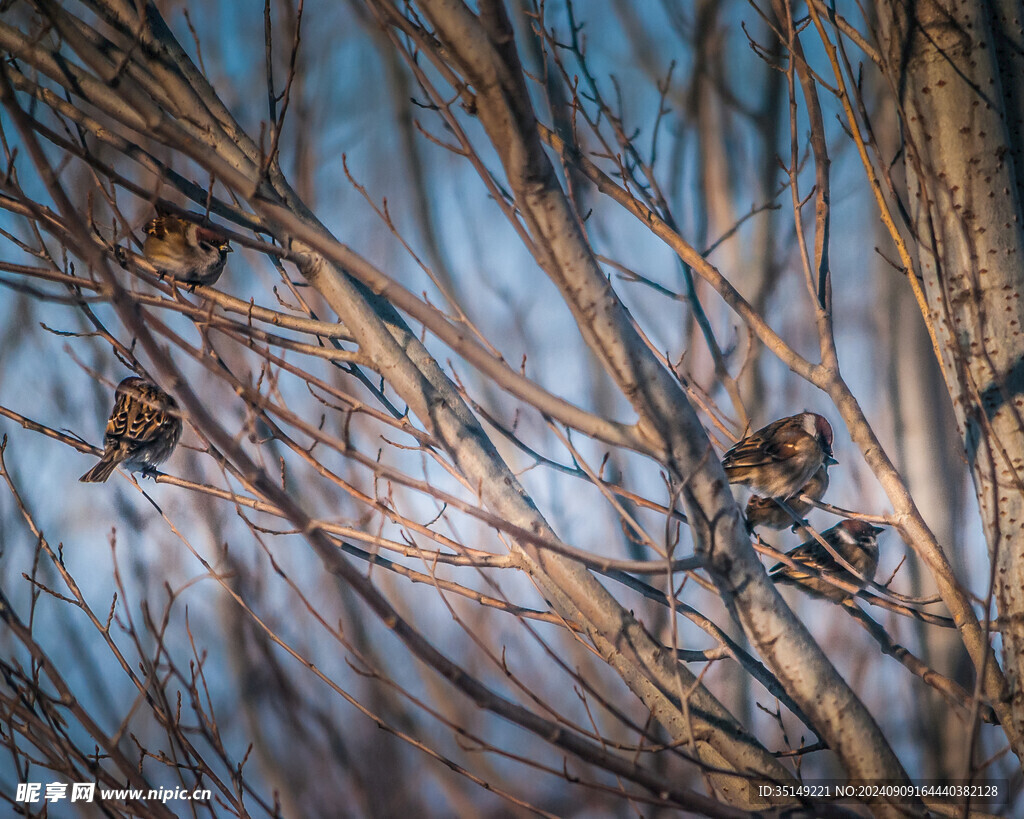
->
xmin=722 ymin=412 xmax=837 ymax=500
xmin=745 ymin=464 xmax=830 ymax=530
xmin=79 ymin=377 xmax=182 ymax=483
xmin=142 ymin=215 xmax=231 ymax=286
xmin=769 ymin=520 xmax=884 ymax=602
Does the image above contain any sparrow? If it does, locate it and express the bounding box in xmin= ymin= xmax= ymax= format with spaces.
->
xmin=142 ymin=215 xmax=231 ymax=286
xmin=769 ymin=520 xmax=884 ymax=602
xmin=745 ymin=464 xmax=830 ymax=530
xmin=79 ymin=377 xmax=183 ymax=483
xmin=722 ymin=412 xmax=837 ymax=500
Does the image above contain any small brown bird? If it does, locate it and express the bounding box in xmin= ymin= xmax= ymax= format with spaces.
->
xmin=769 ymin=520 xmax=884 ymax=602
xmin=745 ymin=464 xmax=830 ymax=530
xmin=79 ymin=377 xmax=183 ymax=483
xmin=142 ymin=215 xmax=231 ymax=286
xmin=722 ymin=412 xmax=837 ymax=500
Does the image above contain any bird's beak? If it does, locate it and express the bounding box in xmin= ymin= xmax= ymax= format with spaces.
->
xmin=826 ymin=455 xmax=839 ymax=466
xmin=870 ymin=525 xmax=885 ymax=536
xmin=222 ymin=244 xmax=233 ymax=253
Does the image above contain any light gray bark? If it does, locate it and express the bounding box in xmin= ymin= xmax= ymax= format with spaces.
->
xmin=878 ymin=0 xmax=1024 ymax=750
xmin=886 ymin=258 xmax=973 ymax=777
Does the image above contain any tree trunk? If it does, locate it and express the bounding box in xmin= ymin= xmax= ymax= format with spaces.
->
xmin=878 ymin=0 xmax=1024 ymax=748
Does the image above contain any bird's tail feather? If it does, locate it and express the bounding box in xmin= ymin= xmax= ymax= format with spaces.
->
xmin=79 ymin=453 xmax=120 ymax=483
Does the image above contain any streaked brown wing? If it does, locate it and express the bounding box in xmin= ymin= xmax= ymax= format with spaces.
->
xmin=769 ymin=540 xmax=833 ymax=577
xmin=759 ymin=428 xmax=809 ymax=462
xmin=723 ymin=417 xmax=799 ymax=467
xmin=144 ymin=217 xmax=166 ymax=239
xmin=107 ymin=380 xmax=175 ymax=445
xmin=144 ymin=216 xmax=187 ymax=241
